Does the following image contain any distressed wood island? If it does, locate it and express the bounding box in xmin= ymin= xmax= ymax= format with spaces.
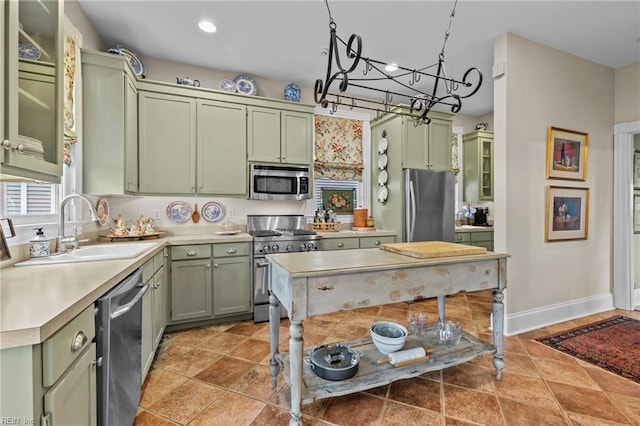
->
xmin=266 ymin=246 xmax=509 ymax=426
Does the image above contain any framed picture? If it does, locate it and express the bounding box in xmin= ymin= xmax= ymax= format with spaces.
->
xmin=545 ymin=186 xmax=590 ymax=242
xmin=634 ymin=191 xmax=640 ymax=234
xmin=321 ymin=188 xmax=355 ymax=213
xmin=545 ymin=126 xmax=588 ymax=181
xmin=634 ymin=151 xmax=640 ymax=189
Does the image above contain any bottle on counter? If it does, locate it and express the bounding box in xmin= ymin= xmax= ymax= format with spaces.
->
xmin=29 ymin=228 xmax=50 ymax=258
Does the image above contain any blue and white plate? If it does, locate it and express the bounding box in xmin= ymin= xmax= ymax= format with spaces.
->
xmin=284 ymin=83 xmax=300 ymax=102
xmin=18 ymin=43 xmax=40 ymax=60
xmin=233 ymin=74 xmax=258 ymax=96
xmin=110 ymin=45 xmax=146 ymax=78
xmin=219 ymin=79 xmax=237 ymax=92
xmin=166 ymin=201 xmax=192 ymax=224
xmin=202 ymin=201 xmax=224 ymax=222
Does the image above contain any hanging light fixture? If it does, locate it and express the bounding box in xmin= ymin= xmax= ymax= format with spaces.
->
xmin=314 ymin=0 xmax=483 ymax=124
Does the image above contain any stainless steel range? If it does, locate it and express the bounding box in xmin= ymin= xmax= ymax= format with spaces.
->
xmin=248 ymin=214 xmax=320 ymax=322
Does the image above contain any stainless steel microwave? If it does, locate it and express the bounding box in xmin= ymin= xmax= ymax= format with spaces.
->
xmin=249 ymin=164 xmax=311 ymax=201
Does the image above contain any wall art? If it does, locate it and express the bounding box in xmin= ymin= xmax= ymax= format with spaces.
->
xmin=545 ymin=186 xmax=590 ymax=242
xmin=545 ymin=127 xmax=588 ymax=181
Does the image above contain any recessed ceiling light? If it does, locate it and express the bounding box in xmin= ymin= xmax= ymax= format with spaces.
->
xmin=385 ymin=63 xmax=399 ymax=72
xmin=198 ymin=20 xmax=216 ymax=33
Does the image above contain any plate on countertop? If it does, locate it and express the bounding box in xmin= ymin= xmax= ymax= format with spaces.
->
xmin=233 ymin=74 xmax=258 ymax=96
xmin=108 ymin=45 xmax=146 ymax=77
xmin=219 ymin=79 xmax=237 ymax=92
xmin=166 ymin=201 xmax=192 ymax=224
xmin=96 ymin=199 xmax=110 ymax=227
xmin=214 ymin=230 xmax=241 ymax=235
xmin=18 ymin=43 xmax=41 ymax=60
xmin=201 ymin=201 xmax=224 ymax=222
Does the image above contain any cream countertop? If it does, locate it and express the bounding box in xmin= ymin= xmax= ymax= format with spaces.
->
xmin=0 ymin=233 xmax=251 ymax=350
xmin=455 ymin=226 xmax=494 ymax=232
xmin=316 ymin=229 xmax=396 ymax=238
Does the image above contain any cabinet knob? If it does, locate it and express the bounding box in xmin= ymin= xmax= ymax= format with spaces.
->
xmin=337 ymin=242 xmax=344 ymax=248
xmin=71 ymin=331 xmax=87 ymax=352
xmin=16 ymin=144 xmax=25 ymax=153
xmin=213 ymin=264 xmax=218 ymax=268
xmin=187 ymin=250 xmax=197 ymax=256
xmin=375 ymin=240 xmax=381 ymax=246
xmin=227 ymin=248 xmax=237 ymax=254
xmin=2 ymin=140 xmax=11 ymax=150
xmin=207 ymin=264 xmax=211 ymax=268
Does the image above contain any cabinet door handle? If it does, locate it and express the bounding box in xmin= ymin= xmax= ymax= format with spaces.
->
xmin=337 ymin=242 xmax=344 ymax=248
xmin=16 ymin=144 xmax=25 ymax=153
xmin=227 ymin=248 xmax=237 ymax=254
xmin=186 ymin=250 xmax=197 ymax=256
xmin=2 ymin=140 xmax=11 ymax=150
xmin=207 ymin=264 xmax=211 ymax=268
xmin=71 ymin=331 xmax=87 ymax=352
xmin=213 ymin=264 xmax=218 ymax=268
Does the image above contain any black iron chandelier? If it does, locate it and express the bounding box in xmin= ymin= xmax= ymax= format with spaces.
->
xmin=314 ymin=0 xmax=483 ymax=124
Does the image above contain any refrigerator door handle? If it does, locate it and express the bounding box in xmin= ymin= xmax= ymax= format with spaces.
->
xmin=408 ymin=180 xmax=417 ymax=241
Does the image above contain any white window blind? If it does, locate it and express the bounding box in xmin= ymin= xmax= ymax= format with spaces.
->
xmin=2 ymin=182 xmax=57 ymax=216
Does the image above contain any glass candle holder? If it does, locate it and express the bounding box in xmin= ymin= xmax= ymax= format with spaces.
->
xmin=408 ymin=312 xmax=428 ymax=339
xmin=435 ymin=320 xmax=462 ymax=347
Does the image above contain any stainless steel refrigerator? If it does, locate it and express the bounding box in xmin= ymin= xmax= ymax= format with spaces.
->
xmin=403 ymin=169 xmax=455 ymax=242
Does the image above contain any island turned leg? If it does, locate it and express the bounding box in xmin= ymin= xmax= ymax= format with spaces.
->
xmin=289 ymin=321 xmax=304 ymax=426
xmin=492 ymin=288 xmax=505 ymax=380
xmin=269 ymin=293 xmax=281 ymax=389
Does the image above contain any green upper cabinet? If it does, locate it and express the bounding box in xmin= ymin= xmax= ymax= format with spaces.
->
xmin=197 ymin=99 xmax=247 ymax=195
xmin=138 ymin=91 xmax=197 ymax=194
xmin=248 ymin=106 xmax=313 ymax=165
xmin=1 ymin=0 xmax=63 ymax=182
xmin=82 ymin=50 xmax=138 ymax=195
xmin=402 ymin=110 xmax=453 ymax=171
xmin=463 ymin=130 xmax=494 ymax=201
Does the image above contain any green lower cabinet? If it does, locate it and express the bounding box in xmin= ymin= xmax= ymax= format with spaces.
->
xmin=455 ymin=231 xmax=493 ymax=251
xmin=170 ymin=258 xmax=213 ymax=322
xmin=213 ymin=256 xmax=252 ymax=316
xmin=141 ymin=287 xmax=153 ymax=378
xmin=43 ymin=343 xmax=97 ymax=426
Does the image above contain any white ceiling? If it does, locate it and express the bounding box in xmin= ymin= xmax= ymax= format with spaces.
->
xmin=76 ymin=0 xmax=640 ymax=117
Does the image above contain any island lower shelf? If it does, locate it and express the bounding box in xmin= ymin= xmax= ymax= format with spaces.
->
xmin=276 ymin=330 xmax=496 ymax=405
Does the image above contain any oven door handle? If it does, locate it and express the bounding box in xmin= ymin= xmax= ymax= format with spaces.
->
xmin=257 ymin=261 xmax=270 ymax=293
xmin=111 ymin=284 xmax=149 ymax=320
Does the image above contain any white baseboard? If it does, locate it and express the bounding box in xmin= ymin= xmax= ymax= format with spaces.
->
xmin=504 ymin=293 xmax=614 ymax=336
xmin=635 ymin=288 xmax=640 ymax=310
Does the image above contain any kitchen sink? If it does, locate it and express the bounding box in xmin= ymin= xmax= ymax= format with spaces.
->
xmin=15 ymin=242 xmax=158 ymax=267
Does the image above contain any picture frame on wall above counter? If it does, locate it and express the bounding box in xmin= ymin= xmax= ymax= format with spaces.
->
xmin=545 ymin=186 xmax=590 ymax=242
xmin=545 ymin=126 xmax=588 ymax=181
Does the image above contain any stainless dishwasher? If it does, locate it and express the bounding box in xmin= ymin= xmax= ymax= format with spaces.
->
xmin=95 ymin=269 xmax=147 ymax=426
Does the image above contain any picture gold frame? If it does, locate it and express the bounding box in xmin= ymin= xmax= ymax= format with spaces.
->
xmin=545 ymin=186 xmax=590 ymax=242
xmin=545 ymin=127 xmax=588 ymax=181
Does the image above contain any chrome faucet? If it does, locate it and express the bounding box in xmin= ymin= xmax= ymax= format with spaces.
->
xmin=56 ymin=194 xmax=98 ymax=253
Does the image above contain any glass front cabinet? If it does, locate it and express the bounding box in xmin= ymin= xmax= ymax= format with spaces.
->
xmin=463 ymin=130 xmax=494 ymax=202
xmin=2 ymin=0 xmax=63 ymax=182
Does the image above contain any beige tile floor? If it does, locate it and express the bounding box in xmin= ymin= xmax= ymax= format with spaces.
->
xmin=135 ymin=290 xmax=640 ymax=425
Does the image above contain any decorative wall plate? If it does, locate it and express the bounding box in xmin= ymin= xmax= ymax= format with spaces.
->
xmin=378 ymin=170 xmax=388 ymax=186
xmin=109 ymin=45 xmax=146 ymax=77
xmin=378 ymin=186 xmax=389 ymax=203
xmin=18 ymin=43 xmax=41 ymax=60
xmin=378 ymin=153 xmax=388 ymax=170
xmin=96 ymin=199 xmax=110 ymax=227
xmin=201 ymin=201 xmax=224 ymax=222
xmin=377 ymin=138 xmax=388 ymax=154
xmin=233 ymin=74 xmax=258 ymax=95
xmin=166 ymin=201 xmax=192 ymax=224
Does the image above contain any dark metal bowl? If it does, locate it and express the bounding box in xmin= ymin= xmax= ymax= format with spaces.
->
xmin=309 ymin=344 xmax=359 ymax=381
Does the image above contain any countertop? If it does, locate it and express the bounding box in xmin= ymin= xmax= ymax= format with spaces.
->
xmin=455 ymin=225 xmax=494 ymax=232
xmin=0 ymin=233 xmax=251 ymax=350
xmin=316 ymin=229 xmax=396 ymax=238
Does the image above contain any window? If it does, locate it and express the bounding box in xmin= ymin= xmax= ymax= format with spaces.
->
xmin=2 ymin=182 xmax=57 ymax=216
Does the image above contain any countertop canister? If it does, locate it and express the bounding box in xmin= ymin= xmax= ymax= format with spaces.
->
xmin=353 ymin=208 xmax=368 ymax=228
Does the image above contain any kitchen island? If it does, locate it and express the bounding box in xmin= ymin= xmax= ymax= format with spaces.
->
xmin=266 ymin=247 xmax=508 ymax=426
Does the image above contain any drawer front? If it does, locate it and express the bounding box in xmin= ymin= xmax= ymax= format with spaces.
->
xmin=470 ymin=231 xmax=493 ymax=242
xmin=455 ymin=232 xmax=470 ymax=243
xmin=321 ymin=238 xmax=359 ymax=251
xmin=171 ymin=244 xmax=212 ymax=260
xmin=142 ymin=258 xmax=154 ymax=283
xmin=153 ymin=250 xmax=165 ymax=272
xmin=213 ymin=242 xmax=250 ymax=258
xmin=42 ymin=305 xmax=96 ymax=387
xmin=471 ymin=240 xmax=493 ymax=250
xmin=359 ymin=236 xmax=395 ymax=248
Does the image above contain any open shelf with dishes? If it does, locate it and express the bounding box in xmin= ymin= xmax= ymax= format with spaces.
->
xmin=276 ymin=330 xmax=495 ymax=404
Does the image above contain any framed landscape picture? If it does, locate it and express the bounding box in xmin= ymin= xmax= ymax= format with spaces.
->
xmin=545 ymin=127 xmax=588 ymax=181
xmin=545 ymin=186 xmax=590 ymax=242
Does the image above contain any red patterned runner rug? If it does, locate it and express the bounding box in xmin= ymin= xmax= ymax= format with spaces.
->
xmin=535 ymin=315 xmax=640 ymax=384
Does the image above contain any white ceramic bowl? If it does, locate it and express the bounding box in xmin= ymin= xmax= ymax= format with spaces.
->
xmin=370 ymin=321 xmax=407 ymax=354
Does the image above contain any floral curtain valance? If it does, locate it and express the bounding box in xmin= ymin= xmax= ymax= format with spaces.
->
xmin=314 ymin=115 xmax=364 ymax=181
xmin=63 ymin=34 xmax=78 ymax=166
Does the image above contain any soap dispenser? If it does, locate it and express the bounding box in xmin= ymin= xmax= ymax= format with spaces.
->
xmin=29 ymin=228 xmax=50 ymax=258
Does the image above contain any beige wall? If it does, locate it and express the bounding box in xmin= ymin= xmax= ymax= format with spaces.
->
xmin=494 ymin=33 xmax=615 ymax=327
xmin=614 ymin=63 xmax=640 ymax=124
xmin=64 ymin=0 xmax=105 ymax=50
